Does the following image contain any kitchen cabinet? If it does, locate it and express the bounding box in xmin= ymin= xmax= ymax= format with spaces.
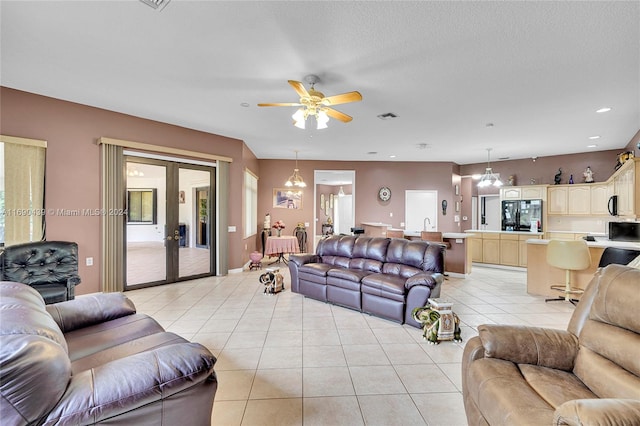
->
xmin=501 ymin=185 xmax=546 ymax=201
xmin=590 ymin=183 xmax=612 ymax=215
xmin=519 ymin=234 xmax=541 ymax=267
xmin=481 ymin=233 xmax=500 ymax=264
xmin=547 ymin=184 xmax=598 ymax=215
xmin=471 ymin=236 xmax=483 ymax=262
xmin=613 ymin=161 xmax=636 ymax=217
xmin=567 ymin=185 xmax=591 ymax=215
xmin=499 ymin=233 xmax=519 ymax=266
xmin=547 ymin=187 xmax=568 ymax=214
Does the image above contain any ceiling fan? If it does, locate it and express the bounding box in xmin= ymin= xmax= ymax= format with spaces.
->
xmin=258 ymin=74 xmax=362 ymax=129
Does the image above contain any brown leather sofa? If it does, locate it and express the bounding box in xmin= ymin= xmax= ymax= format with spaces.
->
xmin=288 ymin=235 xmax=445 ymax=327
xmin=0 ymin=281 xmax=217 ymax=425
xmin=462 ymin=264 xmax=640 ymax=425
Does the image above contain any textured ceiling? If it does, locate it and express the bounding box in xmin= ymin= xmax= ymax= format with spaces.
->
xmin=1 ymin=1 xmax=638 ymax=165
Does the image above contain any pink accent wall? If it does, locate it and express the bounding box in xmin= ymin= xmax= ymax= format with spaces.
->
xmin=3 ymin=87 xmax=637 ymax=293
xmin=1 ymin=87 xmax=250 ymax=295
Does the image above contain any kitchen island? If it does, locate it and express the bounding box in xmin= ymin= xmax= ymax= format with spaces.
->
xmin=526 ymin=238 xmax=640 ymax=298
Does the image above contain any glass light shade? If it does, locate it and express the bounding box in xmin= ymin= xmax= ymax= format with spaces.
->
xmin=293 ymin=120 xmax=305 ymax=129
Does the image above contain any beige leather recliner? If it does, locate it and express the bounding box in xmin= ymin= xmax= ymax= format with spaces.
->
xmin=462 ymin=264 xmax=640 ymax=425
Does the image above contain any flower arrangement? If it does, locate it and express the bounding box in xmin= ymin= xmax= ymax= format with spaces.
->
xmin=272 ymin=220 xmax=285 ymax=230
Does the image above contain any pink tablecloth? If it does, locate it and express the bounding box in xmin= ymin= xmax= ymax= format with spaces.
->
xmin=265 ymin=236 xmax=300 ymax=256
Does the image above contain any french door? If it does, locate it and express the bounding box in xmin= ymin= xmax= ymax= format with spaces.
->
xmin=124 ymin=156 xmax=216 ymax=289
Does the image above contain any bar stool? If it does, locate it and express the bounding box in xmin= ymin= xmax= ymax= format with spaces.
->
xmin=545 ymin=239 xmax=591 ymax=305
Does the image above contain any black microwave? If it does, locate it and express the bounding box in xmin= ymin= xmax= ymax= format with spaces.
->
xmin=609 ymin=221 xmax=640 ymax=241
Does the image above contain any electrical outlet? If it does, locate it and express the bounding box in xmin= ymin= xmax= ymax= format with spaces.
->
xmin=389 ymin=212 xmax=393 ymax=217
xmin=86 ymin=257 xmax=93 ymax=266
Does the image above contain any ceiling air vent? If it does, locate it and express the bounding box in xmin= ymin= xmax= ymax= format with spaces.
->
xmin=377 ymin=112 xmax=398 ymax=120
xmin=139 ymin=0 xmax=171 ymax=11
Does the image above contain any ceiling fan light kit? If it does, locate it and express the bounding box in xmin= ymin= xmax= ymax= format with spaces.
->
xmin=259 ymin=74 xmax=362 ymax=129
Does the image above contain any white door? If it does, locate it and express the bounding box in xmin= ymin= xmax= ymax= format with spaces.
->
xmin=479 ymin=195 xmax=501 ymax=231
xmin=334 ymin=194 xmax=354 ymax=235
xmin=405 ymin=190 xmax=438 ymax=232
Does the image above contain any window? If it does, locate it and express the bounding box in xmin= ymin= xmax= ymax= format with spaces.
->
xmin=244 ymin=169 xmax=258 ymax=238
xmin=127 ymin=189 xmax=157 ymax=224
xmin=0 ymin=135 xmax=47 ymax=246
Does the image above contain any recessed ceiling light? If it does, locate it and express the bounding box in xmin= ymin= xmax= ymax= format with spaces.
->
xmin=367 ymin=151 xmax=378 ymax=155
xmin=390 ymin=155 xmax=396 ymax=158
xmin=588 ymin=135 xmax=600 ymax=140
xmin=596 ymin=107 xmax=611 ymax=113
xmin=587 ymin=144 xmax=598 ymax=148
xmin=240 ymin=102 xmax=250 ymax=107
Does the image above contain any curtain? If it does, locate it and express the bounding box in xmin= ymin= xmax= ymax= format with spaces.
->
xmin=217 ymin=161 xmax=229 ymax=275
xmin=101 ymin=143 xmax=124 ymax=292
xmin=2 ymin=136 xmax=46 ymax=246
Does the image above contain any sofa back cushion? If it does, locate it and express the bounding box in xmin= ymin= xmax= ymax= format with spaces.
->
xmin=0 ymin=282 xmax=72 ymax=424
xmin=2 ymin=241 xmax=79 ymax=285
xmin=317 ymin=235 xmax=356 ymax=268
xmin=349 ymin=237 xmax=389 ymax=272
xmin=382 ymin=239 xmax=429 ymax=278
xmin=573 ymin=265 xmax=640 ymax=400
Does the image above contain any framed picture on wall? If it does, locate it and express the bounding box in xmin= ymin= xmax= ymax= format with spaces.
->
xmin=273 ymin=188 xmax=303 ymax=209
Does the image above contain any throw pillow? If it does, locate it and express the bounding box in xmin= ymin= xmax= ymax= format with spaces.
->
xmin=627 ymin=255 xmax=640 ymax=269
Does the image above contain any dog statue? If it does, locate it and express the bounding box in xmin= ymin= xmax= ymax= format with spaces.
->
xmin=259 ymin=268 xmax=285 ymax=295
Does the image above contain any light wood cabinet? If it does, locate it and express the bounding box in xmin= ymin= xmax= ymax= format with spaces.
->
xmin=547 ymin=186 xmax=568 ymax=214
xmin=501 ymin=188 xmax=521 ymax=200
xmin=519 ymin=234 xmax=541 ymax=267
xmin=470 ymin=236 xmax=483 ymax=262
xmin=501 ymin=185 xmax=546 ymax=201
xmin=590 ymin=183 xmax=612 ymax=215
xmin=567 ymin=185 xmax=591 ymax=215
xmin=481 ymin=233 xmax=500 ymax=264
xmin=614 ymin=163 xmax=635 ymax=217
xmin=499 ymin=234 xmax=519 ymax=266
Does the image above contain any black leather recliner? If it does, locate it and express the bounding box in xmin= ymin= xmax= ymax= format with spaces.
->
xmin=0 ymin=241 xmax=81 ymax=304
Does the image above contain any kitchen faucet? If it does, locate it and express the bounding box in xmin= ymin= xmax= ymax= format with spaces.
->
xmin=423 ymin=217 xmax=431 ymax=231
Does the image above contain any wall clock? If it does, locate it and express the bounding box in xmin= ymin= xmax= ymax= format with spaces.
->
xmin=378 ymin=186 xmax=391 ymax=202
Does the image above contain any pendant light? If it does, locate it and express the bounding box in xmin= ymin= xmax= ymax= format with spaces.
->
xmin=285 ymin=150 xmax=306 ymax=188
xmin=477 ymin=148 xmax=503 ymax=187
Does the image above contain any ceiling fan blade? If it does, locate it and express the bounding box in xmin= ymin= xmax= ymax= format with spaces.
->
xmin=325 ymin=107 xmax=353 ymax=123
xmin=288 ymin=80 xmax=309 ymax=98
xmin=257 ymin=102 xmax=302 ymax=107
xmin=321 ymin=91 xmax=362 ymax=106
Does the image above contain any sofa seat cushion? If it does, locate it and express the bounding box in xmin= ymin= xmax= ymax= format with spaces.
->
xmin=467 ymin=357 xmax=557 ymax=424
xmin=361 ymin=274 xmax=406 ymax=302
xmin=519 ymin=364 xmax=597 ymax=408
xmin=71 ymin=331 xmax=188 ymax=374
xmin=64 ymin=313 xmax=166 ymax=361
xmin=299 ymin=262 xmax=334 ymax=278
xmin=327 ymin=267 xmax=371 ymax=283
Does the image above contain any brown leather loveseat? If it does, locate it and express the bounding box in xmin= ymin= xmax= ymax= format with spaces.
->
xmin=0 ymin=281 xmax=217 ymax=425
xmin=288 ymin=235 xmax=445 ymax=326
xmin=462 ymin=264 xmax=640 ymax=425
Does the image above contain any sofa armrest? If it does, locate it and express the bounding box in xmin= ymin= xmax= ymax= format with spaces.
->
xmin=554 ymin=399 xmax=640 ymax=425
xmin=405 ymin=272 xmax=444 ymax=290
xmin=46 ymin=292 xmax=137 ymax=332
xmin=65 ymin=274 xmax=81 ymax=299
xmin=288 ymin=253 xmax=320 ymax=268
xmin=478 ymin=324 xmax=578 ymax=371
xmin=44 ymin=343 xmax=217 ymax=424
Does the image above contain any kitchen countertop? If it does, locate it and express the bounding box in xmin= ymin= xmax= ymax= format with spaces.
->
xmin=464 ymin=229 xmax=544 ymax=236
xmin=527 ymin=238 xmax=640 ymax=250
xmin=402 ymin=231 xmax=473 ymax=239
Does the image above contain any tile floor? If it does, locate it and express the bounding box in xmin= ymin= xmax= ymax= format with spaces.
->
xmin=125 ymin=263 xmax=576 ymax=426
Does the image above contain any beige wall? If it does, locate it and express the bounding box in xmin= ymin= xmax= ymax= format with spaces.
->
xmin=1 ymin=87 xmax=250 ymax=295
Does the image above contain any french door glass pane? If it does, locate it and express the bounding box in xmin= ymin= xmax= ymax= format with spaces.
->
xmin=126 ymin=162 xmax=167 ymax=285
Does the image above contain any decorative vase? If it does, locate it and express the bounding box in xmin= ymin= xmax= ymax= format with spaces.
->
xmin=277 ymin=229 xmax=282 ymax=237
